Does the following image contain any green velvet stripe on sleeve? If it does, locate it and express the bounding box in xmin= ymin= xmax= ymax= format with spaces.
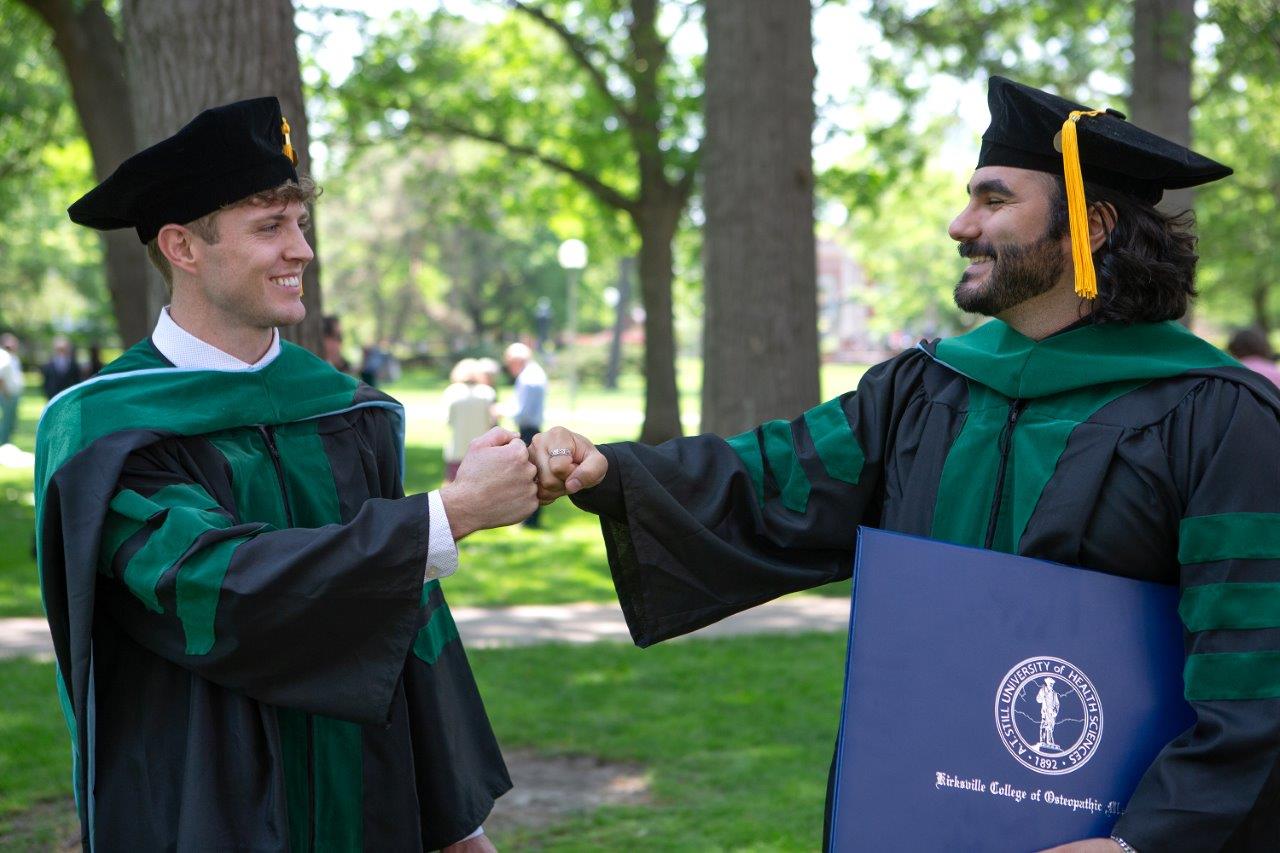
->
xmin=726 ymin=429 xmax=766 ymax=508
xmin=1184 ymin=651 xmax=1280 ymax=701
xmin=761 ymin=419 xmax=811 ymax=513
xmin=1180 ymin=583 xmax=1280 ymax=632
xmin=413 ymin=584 xmax=460 ymax=665
xmin=175 ymin=533 xmax=257 ymax=655
xmin=802 ymin=397 xmax=864 ymax=486
xmin=1179 ymin=513 xmax=1280 ymax=564
xmin=111 ymin=483 xmax=231 ymax=613
xmin=99 ymin=516 xmax=147 ymax=578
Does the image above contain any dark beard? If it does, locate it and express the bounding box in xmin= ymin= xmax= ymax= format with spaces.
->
xmin=953 ymin=231 xmax=1068 ymax=316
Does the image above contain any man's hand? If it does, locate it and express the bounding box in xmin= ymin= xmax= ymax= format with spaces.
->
xmin=529 ymin=426 xmax=609 ymax=504
xmin=1036 ymin=839 xmax=1124 ymax=853
xmin=440 ymin=427 xmax=538 ymax=540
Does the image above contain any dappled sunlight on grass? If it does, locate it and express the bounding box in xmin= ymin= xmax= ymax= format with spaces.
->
xmin=473 ymin=632 xmax=846 ymax=850
xmin=443 ymin=515 xmax=615 ymax=607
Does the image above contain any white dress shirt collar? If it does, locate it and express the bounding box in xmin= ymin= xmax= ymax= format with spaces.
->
xmin=152 ymin=307 xmax=281 ymax=370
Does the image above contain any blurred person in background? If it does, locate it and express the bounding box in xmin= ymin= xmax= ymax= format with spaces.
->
xmin=444 ymin=358 xmax=499 ymax=483
xmin=1227 ymin=327 xmax=1280 ymax=389
xmin=503 ymin=342 xmax=546 ymax=528
xmin=322 ymin=314 xmax=353 ymax=374
xmin=360 ymin=341 xmax=388 ymax=387
xmin=42 ymin=336 xmax=83 ymax=400
xmin=474 ymin=357 xmax=500 ymax=391
xmin=0 ymin=333 xmax=25 ymax=447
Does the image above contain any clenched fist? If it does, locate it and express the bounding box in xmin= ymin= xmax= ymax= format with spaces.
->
xmin=528 ymin=426 xmax=609 ymax=504
xmin=440 ymin=427 xmax=539 ymax=540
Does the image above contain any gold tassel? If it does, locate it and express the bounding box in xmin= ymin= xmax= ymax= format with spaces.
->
xmin=281 ymin=117 xmax=297 ymax=165
xmin=1060 ymin=109 xmax=1104 ymax=299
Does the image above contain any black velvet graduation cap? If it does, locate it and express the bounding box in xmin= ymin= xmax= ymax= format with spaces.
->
xmin=978 ymin=76 xmax=1232 ymax=298
xmin=68 ymin=96 xmax=299 ymax=244
xmin=978 ymin=76 xmax=1232 ymax=206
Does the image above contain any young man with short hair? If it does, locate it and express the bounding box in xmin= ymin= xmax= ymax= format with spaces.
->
xmin=40 ymin=97 xmax=534 ymax=851
xmin=533 ymin=78 xmax=1280 ymax=851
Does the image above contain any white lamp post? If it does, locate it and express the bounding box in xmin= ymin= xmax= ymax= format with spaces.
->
xmin=557 ymin=239 xmax=588 ymax=411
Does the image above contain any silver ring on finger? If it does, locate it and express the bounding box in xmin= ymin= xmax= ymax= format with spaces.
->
xmin=548 ymin=448 xmax=573 ymax=458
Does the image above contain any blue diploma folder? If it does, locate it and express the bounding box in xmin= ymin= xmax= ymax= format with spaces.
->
xmin=829 ymin=529 xmax=1194 ymax=852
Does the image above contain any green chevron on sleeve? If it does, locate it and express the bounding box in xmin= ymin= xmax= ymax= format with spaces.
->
xmin=802 ymin=397 xmax=864 ymax=485
xmin=726 ymin=429 xmax=766 ymax=508
xmin=1179 ymin=513 xmax=1280 ymax=564
xmin=99 ymin=516 xmax=147 ymax=578
xmin=761 ymin=420 xmax=811 ymax=513
xmin=110 ymin=483 xmax=231 ymax=613
xmin=175 ymin=532 xmax=258 ymax=655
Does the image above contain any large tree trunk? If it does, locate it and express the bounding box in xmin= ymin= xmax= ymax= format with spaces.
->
xmin=701 ymin=0 xmax=819 ymax=436
xmin=1130 ymin=0 xmax=1196 ymax=218
xmin=121 ymin=0 xmax=324 ymax=354
xmin=632 ymin=204 xmax=683 ymax=444
xmin=21 ymin=0 xmax=154 ymax=347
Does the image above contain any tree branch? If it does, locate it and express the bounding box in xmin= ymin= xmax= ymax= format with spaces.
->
xmin=426 ymin=116 xmax=637 ymax=214
xmin=505 ymin=1 xmax=638 ymax=128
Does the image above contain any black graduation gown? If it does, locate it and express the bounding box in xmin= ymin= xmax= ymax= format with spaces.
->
xmin=36 ymin=340 xmax=509 ymax=851
xmin=572 ymin=319 xmax=1280 ymax=851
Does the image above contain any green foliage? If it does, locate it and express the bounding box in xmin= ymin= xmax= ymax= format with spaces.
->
xmin=318 ymin=141 xmax=576 ymax=353
xmin=1193 ymin=3 xmax=1280 ymax=330
xmin=321 ymin=1 xmax=704 ymax=364
xmin=837 ymin=159 xmax=976 ymax=338
xmin=0 ymin=1 xmax=111 ymax=339
xmin=1195 ymin=73 xmax=1280 ymax=329
xmin=863 ymin=0 xmax=1126 ymax=93
xmin=330 ymin=2 xmax=700 ymax=202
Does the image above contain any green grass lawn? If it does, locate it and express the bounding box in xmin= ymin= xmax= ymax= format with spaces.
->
xmin=0 ymin=659 xmax=79 ymax=851
xmin=0 ymin=632 xmax=846 ymax=851
xmin=472 ymin=633 xmax=846 ymax=851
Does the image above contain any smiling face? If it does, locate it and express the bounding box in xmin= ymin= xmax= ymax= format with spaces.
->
xmin=185 ymin=200 xmax=313 ymax=335
xmin=948 ymin=166 xmax=1071 ymax=317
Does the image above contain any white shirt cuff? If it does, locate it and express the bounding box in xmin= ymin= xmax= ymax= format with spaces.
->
xmin=425 ymin=490 xmax=459 ymax=580
xmin=462 ymin=825 xmax=485 ymax=841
